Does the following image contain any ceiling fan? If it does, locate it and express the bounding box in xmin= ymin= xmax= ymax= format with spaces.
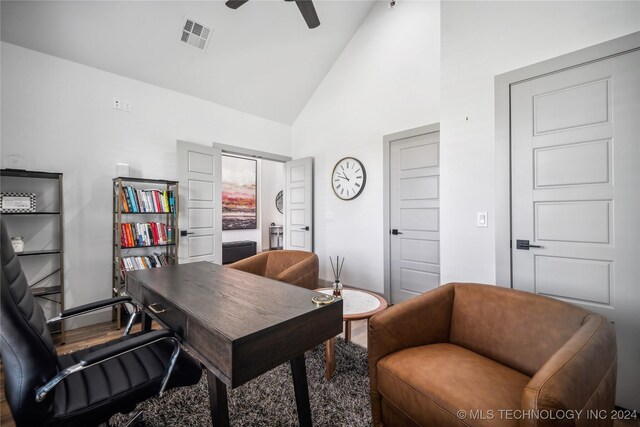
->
xmin=225 ymin=0 xmax=320 ymax=29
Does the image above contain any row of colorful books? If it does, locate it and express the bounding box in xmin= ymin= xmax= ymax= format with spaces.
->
xmin=119 ymin=186 xmax=175 ymax=213
xmin=120 ymin=253 xmax=171 ymax=272
xmin=120 ymin=222 xmax=174 ymax=247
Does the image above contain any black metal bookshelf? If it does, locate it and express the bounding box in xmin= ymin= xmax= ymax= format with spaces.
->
xmin=16 ymin=249 xmax=61 ymax=256
xmin=32 ymin=285 xmax=62 ymax=297
xmin=2 ymin=211 xmax=61 ymax=215
xmin=0 ymin=169 xmax=65 ymax=341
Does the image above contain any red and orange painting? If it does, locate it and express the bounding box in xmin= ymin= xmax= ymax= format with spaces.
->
xmin=222 ymin=155 xmax=257 ymax=230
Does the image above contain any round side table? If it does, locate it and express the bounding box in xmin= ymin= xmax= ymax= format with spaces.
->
xmin=317 ymin=288 xmax=387 ymax=380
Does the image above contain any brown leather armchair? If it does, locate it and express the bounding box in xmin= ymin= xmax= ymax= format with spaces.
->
xmin=368 ymin=283 xmax=617 ymax=427
xmin=227 ymin=250 xmax=319 ymax=290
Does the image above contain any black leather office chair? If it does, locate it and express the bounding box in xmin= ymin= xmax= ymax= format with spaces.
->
xmin=0 ymin=220 xmax=202 ymax=426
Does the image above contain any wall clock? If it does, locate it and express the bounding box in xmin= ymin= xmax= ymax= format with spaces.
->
xmin=275 ymin=190 xmax=283 ymax=214
xmin=331 ymin=157 xmax=366 ymax=200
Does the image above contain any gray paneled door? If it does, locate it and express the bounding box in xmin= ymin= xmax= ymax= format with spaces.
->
xmin=511 ymin=50 xmax=640 ymax=410
xmin=390 ymin=130 xmax=440 ymax=304
xmin=177 ymin=141 xmax=222 ymax=264
xmin=284 ymin=157 xmax=313 ymax=251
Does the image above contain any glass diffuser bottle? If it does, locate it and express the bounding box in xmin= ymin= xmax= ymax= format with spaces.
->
xmin=330 ymin=255 xmax=345 ymax=298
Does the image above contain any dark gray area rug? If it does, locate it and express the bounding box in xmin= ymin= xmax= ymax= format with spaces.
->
xmin=111 ymin=338 xmax=372 ymax=426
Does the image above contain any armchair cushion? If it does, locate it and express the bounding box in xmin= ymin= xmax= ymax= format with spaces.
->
xmin=377 ymin=343 xmax=530 ymax=427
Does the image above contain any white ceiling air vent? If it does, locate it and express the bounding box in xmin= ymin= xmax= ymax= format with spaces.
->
xmin=181 ymin=19 xmax=211 ymax=52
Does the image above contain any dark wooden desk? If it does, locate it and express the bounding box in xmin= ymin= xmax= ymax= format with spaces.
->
xmin=127 ymin=261 xmax=342 ymax=426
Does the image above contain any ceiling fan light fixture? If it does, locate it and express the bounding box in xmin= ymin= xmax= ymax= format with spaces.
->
xmin=225 ymin=0 xmax=320 ymax=29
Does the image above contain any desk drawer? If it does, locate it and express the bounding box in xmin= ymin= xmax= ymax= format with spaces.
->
xmin=142 ymin=288 xmax=186 ymax=336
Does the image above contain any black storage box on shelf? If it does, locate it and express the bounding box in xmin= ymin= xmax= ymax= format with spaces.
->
xmin=222 ymin=240 xmax=257 ymax=264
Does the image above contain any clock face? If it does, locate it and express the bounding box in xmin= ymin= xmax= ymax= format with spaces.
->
xmin=331 ymin=157 xmax=366 ymax=200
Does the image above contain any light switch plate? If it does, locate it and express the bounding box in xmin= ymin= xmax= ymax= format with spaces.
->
xmin=477 ymin=211 xmax=488 ymax=227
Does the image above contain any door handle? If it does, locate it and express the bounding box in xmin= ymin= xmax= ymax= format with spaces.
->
xmin=391 ymin=229 xmax=403 ymax=235
xmin=180 ymin=230 xmax=195 ymax=236
xmin=516 ymin=239 xmax=542 ymax=250
xmin=300 ymin=226 xmax=310 ymax=231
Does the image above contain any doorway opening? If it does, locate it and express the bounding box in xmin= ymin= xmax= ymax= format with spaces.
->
xmin=177 ymin=140 xmax=314 ymax=264
xmin=220 ymin=153 xmax=285 ymax=254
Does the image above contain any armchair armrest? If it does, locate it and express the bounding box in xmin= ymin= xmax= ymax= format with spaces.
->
xmin=47 ymin=296 xmax=132 ymax=324
xmin=276 ymin=254 xmax=319 ymax=290
xmin=368 ymin=284 xmax=454 ymax=426
xmin=36 ymin=329 xmax=180 ymax=402
xmin=368 ymin=284 xmax=454 ymax=364
xmin=521 ymin=314 xmax=617 ymax=427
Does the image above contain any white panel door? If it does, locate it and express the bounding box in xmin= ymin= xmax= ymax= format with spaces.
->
xmin=511 ymin=51 xmax=640 ymax=410
xmin=177 ymin=141 xmax=222 ymax=264
xmin=390 ymin=131 xmax=440 ymax=304
xmin=284 ymin=157 xmax=313 ymax=251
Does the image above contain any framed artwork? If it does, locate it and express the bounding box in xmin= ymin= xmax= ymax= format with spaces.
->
xmin=222 ymin=155 xmax=257 ymax=230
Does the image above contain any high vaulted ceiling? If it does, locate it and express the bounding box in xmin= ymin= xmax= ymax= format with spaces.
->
xmin=1 ymin=0 xmax=377 ymax=124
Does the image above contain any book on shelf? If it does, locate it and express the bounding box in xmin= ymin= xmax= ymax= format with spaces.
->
xmin=119 ymin=253 xmax=172 ymax=275
xmin=127 ymin=186 xmax=138 ymax=212
xmin=120 ymin=190 xmax=129 ymax=213
xmin=120 ymin=222 xmax=172 ymax=247
xmin=118 ymin=185 xmax=175 ymax=213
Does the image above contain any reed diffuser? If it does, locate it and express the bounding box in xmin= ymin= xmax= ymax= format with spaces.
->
xmin=330 ymin=256 xmax=345 ymax=298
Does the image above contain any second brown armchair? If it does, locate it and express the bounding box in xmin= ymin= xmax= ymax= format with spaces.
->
xmin=368 ymin=283 xmax=617 ymax=427
xmin=227 ymin=250 xmax=319 ymax=290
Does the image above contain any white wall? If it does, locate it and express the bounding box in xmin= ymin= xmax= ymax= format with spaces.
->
xmin=440 ymin=1 xmax=640 ymax=285
xmin=260 ymin=160 xmax=284 ymax=250
xmin=291 ymin=1 xmax=440 ymax=292
xmin=1 ymin=42 xmax=291 ymax=328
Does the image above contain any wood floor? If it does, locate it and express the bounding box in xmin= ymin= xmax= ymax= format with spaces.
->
xmin=0 ymin=319 xmax=368 ymax=427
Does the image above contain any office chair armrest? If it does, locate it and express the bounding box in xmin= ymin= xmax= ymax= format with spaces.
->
xmin=35 ymin=329 xmax=181 ymax=403
xmin=83 ymin=328 xmax=174 ymax=365
xmin=47 ymin=296 xmax=133 ymax=324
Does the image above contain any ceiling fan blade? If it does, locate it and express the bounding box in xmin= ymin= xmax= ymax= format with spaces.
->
xmin=226 ymin=0 xmax=249 ymax=10
xmin=294 ymin=0 xmax=320 ymax=29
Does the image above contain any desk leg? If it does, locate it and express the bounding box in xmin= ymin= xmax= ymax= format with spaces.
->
xmin=290 ymin=354 xmax=312 ymax=427
xmin=141 ymin=311 xmax=153 ymax=332
xmin=325 ymin=338 xmax=336 ymax=381
xmin=207 ymin=370 xmax=229 ymax=427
